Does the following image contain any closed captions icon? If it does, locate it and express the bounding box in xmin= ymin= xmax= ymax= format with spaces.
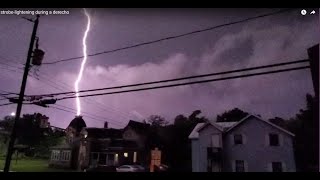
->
xmin=301 ymin=9 xmax=307 ymax=15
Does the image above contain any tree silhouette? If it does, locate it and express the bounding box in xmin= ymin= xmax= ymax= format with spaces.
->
xmin=216 ymin=108 xmax=249 ymax=122
xmin=147 ymin=115 xmax=168 ymax=127
xmin=286 ymin=94 xmax=318 ymax=171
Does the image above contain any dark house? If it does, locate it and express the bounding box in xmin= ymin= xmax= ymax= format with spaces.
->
xmin=78 ymin=127 xmax=138 ymax=170
xmin=78 ymin=120 xmax=151 ymax=170
xmin=49 ymin=118 xmax=151 ymax=171
xmin=49 ymin=116 xmax=86 ymax=169
xmin=122 ymin=120 xmax=151 ymax=165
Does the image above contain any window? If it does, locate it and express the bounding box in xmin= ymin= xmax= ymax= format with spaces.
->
xmin=98 ymin=153 xmax=107 ymax=165
xmin=65 ymin=151 xmax=70 ymax=161
xmin=92 ymin=153 xmax=99 ymax=160
xmin=106 ymin=154 xmax=115 ymax=166
xmin=61 ymin=152 xmax=65 ymax=160
xmin=269 ymin=134 xmax=279 ymax=146
xmin=51 ymin=150 xmax=60 ymax=161
xmin=235 ymin=160 xmax=245 ymax=172
xmin=211 ymin=134 xmax=221 ymax=147
xmin=115 ymin=154 xmax=119 ymax=165
xmin=61 ymin=151 xmax=70 ymax=161
xmin=133 ymin=152 xmax=137 ymax=163
xmin=272 ymin=162 xmax=283 ymax=172
xmin=234 ymin=134 xmax=243 ymax=145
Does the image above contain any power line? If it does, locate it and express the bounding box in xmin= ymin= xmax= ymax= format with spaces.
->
xmin=31 ymin=59 xmax=309 ymax=98
xmin=35 ymin=71 xmax=134 ymax=120
xmin=16 ymin=62 xmax=127 ymax=120
xmin=43 ymin=8 xmax=296 ymax=65
xmin=0 ymin=64 xmax=133 ymax=121
xmin=0 ymin=55 xmax=25 ymax=68
xmin=0 ymin=61 xmax=24 ymax=71
xmin=58 ymin=65 xmax=310 ymax=101
xmin=0 ymin=62 xmax=37 ymax=82
xmin=0 ymin=103 xmax=15 ymax=107
xmin=0 ymin=65 xmax=23 ymax=74
xmin=0 ymin=90 xmax=19 ymax=96
xmin=49 ymin=106 xmax=124 ymax=127
xmin=54 ymin=104 xmax=126 ymax=126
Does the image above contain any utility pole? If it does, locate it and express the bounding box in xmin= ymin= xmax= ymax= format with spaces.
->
xmin=308 ymin=44 xmax=319 ymax=170
xmin=308 ymin=44 xmax=319 ymax=98
xmin=3 ymin=15 xmax=40 ymax=172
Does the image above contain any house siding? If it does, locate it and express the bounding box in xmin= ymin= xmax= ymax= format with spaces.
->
xmin=191 ymin=139 xmax=200 ymax=172
xmin=224 ymin=116 xmax=296 ymax=172
xmin=197 ymin=125 xmax=222 ymax=172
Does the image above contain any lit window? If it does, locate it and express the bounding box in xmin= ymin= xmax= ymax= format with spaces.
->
xmin=115 ymin=154 xmax=119 ymax=165
xmin=124 ymin=152 xmax=128 ymax=157
xmin=133 ymin=152 xmax=137 ymax=163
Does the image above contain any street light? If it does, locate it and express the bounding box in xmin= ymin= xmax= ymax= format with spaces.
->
xmin=10 ymin=112 xmax=15 ymax=116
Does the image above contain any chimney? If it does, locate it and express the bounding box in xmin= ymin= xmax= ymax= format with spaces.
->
xmin=104 ymin=122 xmax=108 ymax=128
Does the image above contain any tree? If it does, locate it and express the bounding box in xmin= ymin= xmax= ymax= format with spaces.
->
xmin=0 ymin=113 xmax=65 ymax=158
xmin=286 ymin=94 xmax=318 ymax=171
xmin=216 ymin=108 xmax=249 ymax=122
xmin=161 ymin=110 xmax=208 ymax=171
xmin=174 ymin=114 xmax=188 ymax=125
xmin=147 ymin=115 xmax=168 ymax=127
xmin=0 ymin=115 xmax=15 ymax=131
xmin=188 ymin=110 xmax=207 ymax=123
xmin=268 ymin=117 xmax=287 ymax=129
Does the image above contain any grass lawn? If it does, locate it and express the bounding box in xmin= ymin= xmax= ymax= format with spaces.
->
xmin=0 ymin=159 xmax=74 ymax=172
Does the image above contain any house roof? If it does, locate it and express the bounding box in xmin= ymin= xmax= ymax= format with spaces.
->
xmin=226 ymin=114 xmax=295 ymax=137
xmin=215 ymin=122 xmax=238 ymax=131
xmin=124 ymin=120 xmax=150 ymax=135
xmin=85 ymin=128 xmax=123 ymax=139
xmin=188 ymin=123 xmax=205 ymax=139
xmin=68 ymin=116 xmax=87 ymax=133
xmin=196 ymin=121 xmax=224 ymax=133
xmin=188 ymin=121 xmax=235 ymax=139
xmin=188 ymin=114 xmax=295 ymax=139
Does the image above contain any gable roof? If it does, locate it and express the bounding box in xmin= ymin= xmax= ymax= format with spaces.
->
xmin=189 ymin=121 xmax=226 ymax=139
xmin=188 ymin=123 xmax=206 ymax=139
xmin=124 ymin=120 xmax=150 ymax=135
xmin=188 ymin=114 xmax=295 ymax=139
xmin=215 ymin=122 xmax=238 ymax=131
xmin=226 ymin=114 xmax=295 ymax=137
xmin=196 ymin=121 xmax=224 ymax=133
xmin=68 ymin=116 xmax=87 ymax=133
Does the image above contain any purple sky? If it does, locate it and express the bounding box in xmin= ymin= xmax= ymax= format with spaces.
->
xmin=0 ymin=8 xmax=318 ymax=129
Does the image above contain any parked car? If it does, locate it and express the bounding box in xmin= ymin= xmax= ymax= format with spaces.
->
xmin=155 ymin=164 xmax=169 ymax=172
xmin=131 ymin=165 xmax=146 ymax=172
xmin=116 ymin=165 xmax=141 ymax=172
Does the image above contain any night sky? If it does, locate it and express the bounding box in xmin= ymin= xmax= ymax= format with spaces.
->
xmin=0 ymin=8 xmax=318 ymax=129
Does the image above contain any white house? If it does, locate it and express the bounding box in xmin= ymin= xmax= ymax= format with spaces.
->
xmin=189 ymin=114 xmax=296 ymax=172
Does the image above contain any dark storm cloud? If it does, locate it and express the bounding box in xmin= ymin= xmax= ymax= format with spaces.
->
xmin=219 ymin=36 xmax=254 ymax=65
xmin=0 ymin=8 xmax=318 ymax=128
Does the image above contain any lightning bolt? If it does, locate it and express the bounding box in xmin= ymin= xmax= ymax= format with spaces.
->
xmin=75 ymin=8 xmax=91 ymax=116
